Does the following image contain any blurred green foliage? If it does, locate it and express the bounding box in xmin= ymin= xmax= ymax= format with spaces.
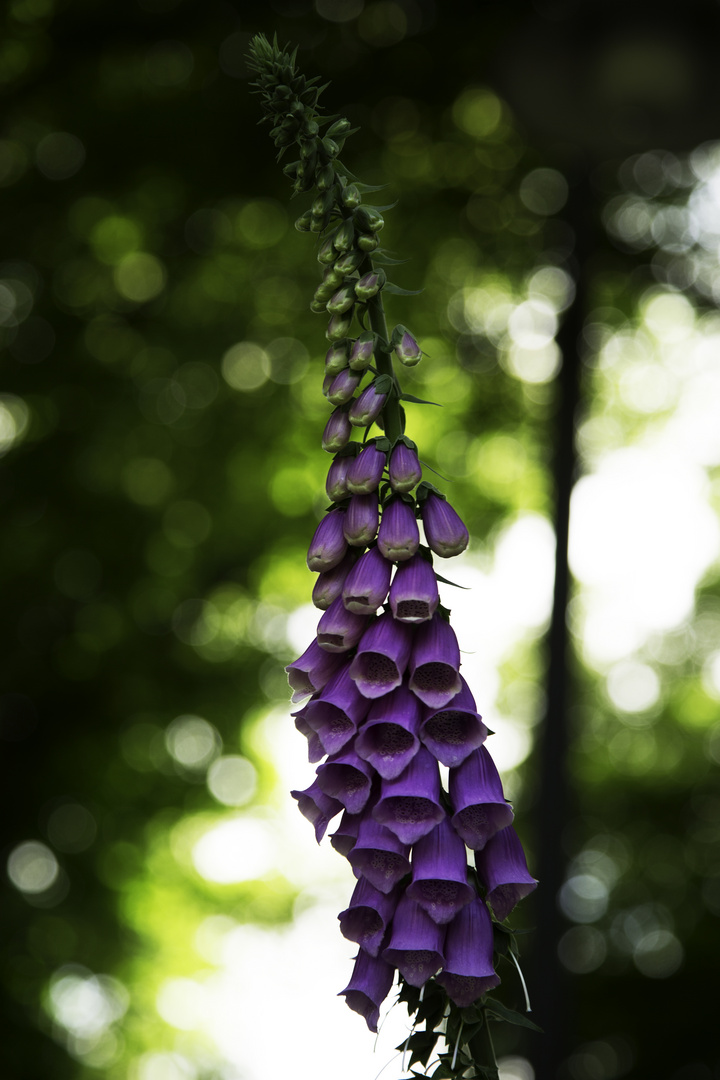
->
xmin=2 ymin=3 xmax=720 ymax=1080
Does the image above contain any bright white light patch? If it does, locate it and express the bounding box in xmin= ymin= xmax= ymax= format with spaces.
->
xmin=49 ymin=967 xmax=128 ymax=1038
xmin=166 ymin=715 xmax=221 ymax=771
xmin=7 ymin=841 xmax=59 ymax=894
xmin=192 ymin=816 xmax=275 ymax=884
xmin=207 ymin=755 xmax=257 ymax=807
xmin=606 ymin=661 xmax=660 ymax=714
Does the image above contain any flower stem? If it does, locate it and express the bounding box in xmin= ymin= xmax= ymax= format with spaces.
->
xmin=467 ymin=1012 xmax=500 ymax=1080
xmin=361 ymin=256 xmax=404 ymax=445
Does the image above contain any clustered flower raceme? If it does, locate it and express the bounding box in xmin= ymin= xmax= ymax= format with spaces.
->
xmin=248 ymin=33 xmax=538 ymax=1056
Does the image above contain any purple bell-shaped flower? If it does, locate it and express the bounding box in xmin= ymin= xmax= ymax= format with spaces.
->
xmin=382 ymin=894 xmax=445 ymax=987
xmin=342 ymin=546 xmax=392 ymax=615
xmin=316 ymin=595 xmax=369 ymax=653
xmin=307 ymin=508 xmax=348 ymax=573
xmin=419 ymin=675 xmax=488 ymax=767
xmin=449 ymin=746 xmax=514 ymax=849
xmin=354 ymin=682 xmax=422 ymax=779
xmin=372 ymin=746 xmax=445 ymax=844
xmin=436 ymin=897 xmax=500 ymax=1006
xmin=316 ymin=747 xmax=374 ymax=815
xmin=408 ymin=614 xmax=462 ymax=709
xmin=285 ymin=639 xmax=345 ymax=703
xmin=338 ymin=878 xmax=400 ymax=958
xmin=349 ymin=610 xmax=414 ymax=699
xmin=343 ymin=493 xmax=379 ymax=546
xmin=377 ymin=497 xmax=419 ymax=562
xmin=301 ymin=663 xmax=371 ymax=756
xmin=389 ymin=553 xmax=439 ymax=623
xmin=338 ymin=950 xmax=395 ymax=1033
xmin=475 ymin=824 xmax=538 ymax=921
xmin=290 ymin=779 xmax=344 ymax=843
xmin=348 ymin=814 xmax=411 ymax=894
xmin=406 ymin=816 xmax=475 ymax=924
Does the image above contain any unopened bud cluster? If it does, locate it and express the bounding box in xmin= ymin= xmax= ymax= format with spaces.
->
xmin=248 ymin=35 xmax=537 ymax=1050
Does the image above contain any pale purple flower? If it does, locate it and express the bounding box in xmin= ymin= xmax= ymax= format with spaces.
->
xmin=285 ymin=639 xmax=345 ymax=703
xmin=290 ymin=779 xmax=344 ymax=842
xmin=343 ymin=493 xmax=379 ymax=546
xmin=338 ymin=878 xmax=399 ymax=957
xmin=354 ymin=682 xmax=422 ymax=779
xmin=293 ymin=707 xmax=325 ymax=763
xmin=373 ymin=745 xmax=445 ymax=844
xmin=342 ymin=546 xmax=392 ymax=615
xmin=377 ymin=497 xmax=419 ymax=561
xmin=420 ymin=491 xmax=469 ymax=558
xmin=325 ymin=454 xmax=355 ymax=502
xmin=348 ymin=814 xmax=411 ymax=893
xmin=325 ymin=339 xmax=350 ymax=375
xmin=391 ymin=323 xmax=422 ymax=367
xmin=316 ymin=748 xmax=375 ymax=815
xmin=408 ymin=614 xmax=462 ymax=709
xmin=419 ymin=675 xmax=488 ymax=767
xmin=382 ymin=894 xmax=445 ymax=987
xmin=406 ymin=816 xmax=475 ymax=925
xmin=475 ymin=824 xmax=538 ymax=922
xmin=322 ymin=405 xmax=352 ymax=452
xmin=307 ymin=508 xmax=347 ymax=572
xmin=326 ymin=283 xmax=356 ymax=314
xmin=436 ymin=897 xmax=500 ymax=1006
xmin=316 ymin=595 xmax=369 ymax=653
xmin=338 ymin=950 xmax=395 ymax=1032
xmin=349 ymin=610 xmax=414 ymax=699
xmin=449 ymin=746 xmax=514 ymax=849
xmin=389 ymin=553 xmax=439 ymax=623
xmin=349 ymin=332 xmax=374 ymax=372
xmin=349 ymin=381 xmax=387 ymax=427
xmin=347 ymin=443 xmax=386 ymax=494
xmin=327 ymin=367 xmax=363 ymax=406
xmin=388 ymin=440 xmax=422 ymax=493
xmin=312 ymin=549 xmax=358 ymax=610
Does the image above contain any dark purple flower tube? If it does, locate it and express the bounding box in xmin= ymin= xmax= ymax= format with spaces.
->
xmin=373 ymin=746 xmax=445 ymax=844
xmin=347 ymin=443 xmax=386 ymax=495
xmin=406 ymin=817 xmax=475 ymax=925
xmin=322 ymin=406 xmax=352 ymax=453
xmin=475 ymin=824 xmax=538 ymax=922
xmin=421 ymin=492 xmax=469 ymax=558
xmin=302 ymin=663 xmax=371 ymax=756
xmin=389 ymin=553 xmax=439 ymax=624
xmin=449 ymin=746 xmax=514 ymax=849
xmin=407 ymin=614 xmax=461 ymax=709
xmin=436 ymin=897 xmax=500 ymax=1007
xmin=419 ymin=675 xmax=488 ymax=767
xmin=285 ymin=639 xmax=345 ymax=703
xmin=307 ymin=509 xmax=348 ymax=573
xmin=343 ymin=493 xmax=379 ymax=546
xmin=381 ymin=894 xmax=445 ymax=987
xmin=342 ymin=546 xmax=392 ymax=615
xmin=377 ymin=498 xmax=420 ymax=562
xmin=349 ymin=610 xmax=414 ymax=699
xmin=290 ymin=779 xmax=344 ymax=843
xmin=338 ymin=949 xmax=395 ymax=1032
xmin=388 ymin=441 xmax=422 ymax=493
xmin=330 ymin=809 xmax=361 ymax=857
xmin=325 ymin=455 xmax=354 ymax=502
xmin=312 ymin=549 xmax=358 ymax=611
xmin=316 ymin=595 xmax=369 ymax=653
xmin=316 ymin=748 xmax=374 ymax=815
xmin=348 ymin=814 xmax=411 ymax=893
xmin=354 ymin=683 xmax=422 ymax=779
xmin=338 ymin=878 xmax=400 ymax=958
xmin=293 ymin=706 xmax=325 ymax=763
xmin=349 ymin=381 xmax=386 ymax=428
xmin=327 ymin=368 xmax=362 ymax=406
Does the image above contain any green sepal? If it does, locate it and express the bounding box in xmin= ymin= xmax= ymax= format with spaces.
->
xmin=373 ymin=374 xmax=393 ymax=395
xmin=433 ymin=572 xmax=469 ymax=590
xmin=398 ymin=393 xmax=442 ymax=407
xmin=385 ymin=282 xmax=424 ymax=297
xmin=416 ymin=482 xmax=445 ymax=503
xmin=392 ymin=434 xmax=418 ymax=451
xmin=372 ymin=251 xmax=409 ymax=265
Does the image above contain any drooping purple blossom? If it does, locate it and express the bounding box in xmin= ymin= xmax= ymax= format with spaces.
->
xmin=420 ymin=491 xmax=469 ymax=558
xmin=307 ymin=508 xmax=348 ymax=573
xmin=316 ymin=595 xmax=369 ymax=653
xmin=475 ymin=824 xmax=538 ymax=922
xmin=312 ymin=549 xmax=358 ymax=610
xmin=408 ymin=614 xmax=462 ymax=709
xmin=330 ymin=809 xmax=362 ymax=857
xmin=322 ymin=405 xmax=352 ymax=452
xmin=338 ymin=950 xmax=395 ymax=1033
xmin=373 ymin=746 xmax=445 ymax=844
xmin=326 ymin=283 xmax=356 ymax=314
xmin=325 ymin=454 xmax=355 ymax=502
xmin=449 ymin=746 xmax=514 ymax=849
xmin=290 ymin=779 xmax=344 ymax=842
xmin=293 ymin=706 xmax=325 ymax=763
xmin=285 ymin=639 xmax=346 ymax=703
xmin=389 ymin=553 xmax=439 ymax=623
xmin=347 ymin=443 xmax=386 ymax=494
xmin=349 ymin=610 xmax=414 ymax=699
xmin=406 ymin=816 xmax=475 ymax=924
xmin=382 ymin=894 xmax=445 ymax=987
xmin=338 ymin=877 xmax=399 ymax=957
xmin=342 ymin=546 xmax=392 ymax=615
xmin=343 ymin=493 xmax=379 ymax=546
xmin=388 ymin=440 xmax=422 ymax=493
xmin=327 ymin=367 xmax=363 ymax=406
xmin=436 ymin=897 xmax=500 ymax=1007
xmin=301 ymin=663 xmax=371 ymax=755
xmin=419 ymin=675 xmax=488 ymax=767
xmin=354 ymin=682 xmax=422 ymax=779
xmin=316 ymin=748 xmax=375 ymax=815
xmin=348 ymin=814 xmax=411 ymax=893
xmin=391 ymin=323 xmax=422 ymax=367
xmin=377 ymin=497 xmax=420 ymax=562
xmin=354 ymin=269 xmax=384 ymax=301
xmin=349 ymin=381 xmax=387 ymax=428
xmin=348 ymin=332 xmax=374 ymax=372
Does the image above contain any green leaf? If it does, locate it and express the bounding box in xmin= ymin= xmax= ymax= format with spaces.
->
xmin=484 ymin=1000 xmax=543 ymax=1032
xmin=433 ymin=572 xmax=470 ymax=590
xmin=385 ymin=282 xmax=424 ymax=296
xmin=398 ymin=394 xmax=442 ymax=406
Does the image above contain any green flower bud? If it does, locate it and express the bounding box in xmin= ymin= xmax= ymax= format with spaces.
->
xmin=323 ymin=265 xmax=346 ymax=289
xmin=354 ymin=207 xmax=385 ymax=233
xmin=295 ymin=210 xmax=313 ymax=233
xmin=333 ymin=219 xmax=355 ymax=253
xmin=314 ymin=282 xmax=337 ymax=305
xmin=334 ymin=250 xmax=364 ymax=276
xmin=342 ymin=184 xmax=361 ymax=209
xmin=316 ymin=163 xmax=335 ymax=191
xmin=357 ymin=233 xmax=379 ymax=252
xmin=326 ymin=309 xmax=355 ymax=342
xmin=325 ymin=340 xmax=350 ymax=375
xmin=320 ymin=136 xmax=340 ymax=161
xmin=326 ymin=284 xmax=356 ymax=315
xmin=348 ymin=332 xmax=375 ymax=371
xmin=310 ymin=298 xmax=329 ymax=314
xmin=317 ymin=235 xmax=338 ymax=265
xmin=355 ymin=268 xmax=386 ymax=302
xmin=327 ymin=118 xmax=352 ymax=138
